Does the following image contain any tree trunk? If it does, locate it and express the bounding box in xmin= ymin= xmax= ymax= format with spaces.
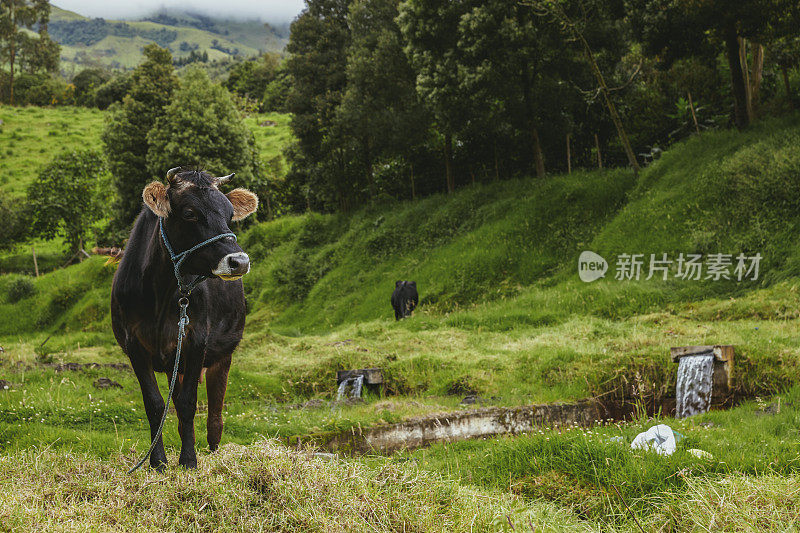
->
xmin=749 ymin=42 xmax=764 ymax=119
xmin=566 ymin=134 xmax=572 ymax=173
xmin=532 ymin=127 xmax=545 ymax=178
xmin=9 ymin=38 xmax=15 ymax=105
xmin=688 ymin=92 xmax=700 ymax=134
xmin=410 ymin=163 xmax=416 ymax=200
xmin=493 ymin=141 xmax=500 ymax=181
xmin=522 ymin=71 xmax=546 ymax=178
xmin=594 ymin=133 xmax=603 ymax=169
xmin=738 ymin=37 xmax=752 ymax=120
xmin=725 ymin=26 xmax=750 ymax=129
xmin=363 ymin=139 xmax=375 ymax=203
xmin=782 ymin=65 xmax=794 ymax=110
xmin=574 ymin=30 xmax=639 ymax=175
xmin=32 ymin=245 xmax=39 ymax=277
xmin=443 ymin=132 xmax=454 ymax=194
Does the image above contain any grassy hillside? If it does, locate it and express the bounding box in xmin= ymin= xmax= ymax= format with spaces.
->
xmin=3 ymin=114 xmax=800 ymax=531
xmin=2 ymin=114 xmax=800 ymax=404
xmin=0 ymin=106 xmax=105 ymax=197
xmin=49 ymin=5 xmax=286 ymax=71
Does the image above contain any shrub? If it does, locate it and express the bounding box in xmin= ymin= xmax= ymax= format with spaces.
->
xmin=0 ymin=196 xmax=29 ymax=250
xmin=26 ymin=150 xmax=108 ymax=253
xmin=6 ymin=73 xmax=75 ymax=106
xmin=6 ymin=277 xmax=35 ymax=303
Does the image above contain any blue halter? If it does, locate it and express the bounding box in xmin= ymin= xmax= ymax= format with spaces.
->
xmin=158 ymin=217 xmax=237 ymax=295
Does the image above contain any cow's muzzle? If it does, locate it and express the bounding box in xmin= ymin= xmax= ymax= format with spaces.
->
xmin=212 ymin=252 xmax=250 ymax=281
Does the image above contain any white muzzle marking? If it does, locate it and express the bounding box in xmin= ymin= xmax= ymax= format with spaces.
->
xmin=212 ymin=252 xmax=250 ymax=281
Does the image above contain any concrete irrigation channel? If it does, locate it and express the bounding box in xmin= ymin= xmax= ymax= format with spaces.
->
xmin=288 ymin=346 xmax=740 ymax=455
xmin=287 ymin=399 xmax=630 ymax=455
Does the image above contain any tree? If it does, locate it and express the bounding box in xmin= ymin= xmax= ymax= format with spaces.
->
xmin=262 ymin=61 xmax=291 ymax=112
xmin=773 ymin=35 xmax=800 ymax=108
xmin=284 ymin=0 xmax=351 ymax=210
xmin=337 ymin=0 xmax=430 ymax=201
xmin=225 ymin=53 xmax=280 ymax=103
xmin=533 ymin=0 xmax=640 ymax=175
xmin=456 ymin=1 xmax=576 ymax=178
xmin=629 ymin=0 xmax=800 ymax=129
xmin=147 ymin=68 xmax=262 ymax=201
xmin=0 ymin=0 xmax=58 ymax=104
xmin=102 ymin=44 xmax=178 ymax=230
xmin=94 ymin=72 xmax=131 ymax=109
xmin=399 ymin=0 xmax=472 ymax=193
xmin=26 ymin=150 xmax=106 ymax=254
xmin=72 ymin=67 xmax=111 ymax=106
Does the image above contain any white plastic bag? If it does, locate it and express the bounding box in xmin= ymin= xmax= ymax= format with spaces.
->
xmin=630 ymin=424 xmax=677 ymax=456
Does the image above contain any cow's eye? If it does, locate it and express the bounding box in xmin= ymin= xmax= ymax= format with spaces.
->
xmin=182 ymin=209 xmax=197 ymax=221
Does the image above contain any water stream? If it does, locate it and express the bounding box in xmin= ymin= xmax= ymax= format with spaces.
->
xmin=336 ymin=375 xmax=365 ymax=401
xmin=676 ymin=352 xmax=714 ymax=418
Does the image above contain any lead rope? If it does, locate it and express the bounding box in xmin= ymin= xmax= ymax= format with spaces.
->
xmin=128 ymin=219 xmax=237 ymax=474
xmin=128 ymin=297 xmax=189 ymax=474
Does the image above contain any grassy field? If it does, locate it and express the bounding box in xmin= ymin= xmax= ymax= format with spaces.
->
xmin=2 ymin=112 xmax=800 ymax=530
xmin=0 ymin=440 xmax=592 ymax=532
xmin=0 ymin=106 xmax=105 ymax=197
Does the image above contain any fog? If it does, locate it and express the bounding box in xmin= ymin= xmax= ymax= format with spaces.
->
xmin=54 ymin=0 xmax=305 ymax=22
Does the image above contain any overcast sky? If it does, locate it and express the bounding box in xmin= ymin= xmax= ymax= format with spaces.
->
xmin=54 ymin=1 xmax=305 ymax=22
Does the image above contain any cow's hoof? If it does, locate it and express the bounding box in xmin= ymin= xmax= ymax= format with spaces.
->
xmin=179 ymin=456 xmax=198 ymax=469
xmin=150 ymin=460 xmax=167 ymax=473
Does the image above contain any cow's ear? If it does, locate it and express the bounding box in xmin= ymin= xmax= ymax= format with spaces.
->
xmin=142 ymin=182 xmax=170 ymax=217
xmin=227 ymin=188 xmax=258 ymax=221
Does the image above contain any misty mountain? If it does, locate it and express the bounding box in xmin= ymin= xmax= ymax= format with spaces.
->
xmin=49 ymin=4 xmax=288 ymax=72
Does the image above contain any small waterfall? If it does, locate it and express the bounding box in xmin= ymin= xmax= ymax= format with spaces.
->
xmin=676 ymin=352 xmax=714 ymax=418
xmin=336 ymin=375 xmax=365 ymax=401
xmin=351 ymin=374 xmax=364 ymax=398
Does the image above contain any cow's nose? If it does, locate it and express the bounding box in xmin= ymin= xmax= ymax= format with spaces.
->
xmin=227 ymin=253 xmax=250 ymax=276
xmin=212 ymin=252 xmax=250 ymax=279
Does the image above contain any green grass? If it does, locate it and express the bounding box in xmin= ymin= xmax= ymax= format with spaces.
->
xmin=0 ymin=440 xmax=592 ymax=532
xmin=404 ymin=387 xmax=800 ymax=526
xmin=244 ymin=112 xmax=293 ymax=161
xmin=3 ymin=112 xmax=800 ymax=529
xmin=0 ymin=105 xmax=105 ymax=197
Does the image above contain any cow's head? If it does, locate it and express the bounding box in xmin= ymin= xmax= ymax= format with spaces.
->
xmin=142 ymin=168 xmax=258 ymax=280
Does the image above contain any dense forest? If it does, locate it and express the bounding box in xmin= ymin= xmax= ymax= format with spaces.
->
xmin=280 ymin=0 xmax=800 ymax=212
xmin=1 ymin=0 xmax=800 ymax=224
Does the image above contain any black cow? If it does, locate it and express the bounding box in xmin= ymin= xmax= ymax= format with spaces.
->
xmin=391 ymin=280 xmax=418 ymax=320
xmin=111 ymin=169 xmax=258 ymax=469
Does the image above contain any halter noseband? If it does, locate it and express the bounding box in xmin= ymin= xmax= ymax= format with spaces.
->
xmin=158 ymin=217 xmax=237 ymax=295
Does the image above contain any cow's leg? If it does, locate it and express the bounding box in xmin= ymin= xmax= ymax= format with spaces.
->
xmin=174 ymin=347 xmax=204 ymax=469
xmin=205 ymin=356 xmax=231 ymax=451
xmin=172 ymin=373 xmax=186 ymax=441
xmin=127 ymin=338 xmax=168 ymax=470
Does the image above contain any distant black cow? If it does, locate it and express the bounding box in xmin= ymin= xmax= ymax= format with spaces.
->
xmin=391 ymin=281 xmax=418 ymax=320
xmin=111 ymin=168 xmax=258 ymax=470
